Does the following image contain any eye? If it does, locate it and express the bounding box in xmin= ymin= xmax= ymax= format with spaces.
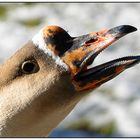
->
xmin=21 ymin=60 xmax=39 ymax=74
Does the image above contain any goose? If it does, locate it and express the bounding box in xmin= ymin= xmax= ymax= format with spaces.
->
xmin=0 ymin=24 xmax=139 ymax=137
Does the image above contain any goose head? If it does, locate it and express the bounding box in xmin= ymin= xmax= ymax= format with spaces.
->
xmin=0 ymin=25 xmax=139 ymax=137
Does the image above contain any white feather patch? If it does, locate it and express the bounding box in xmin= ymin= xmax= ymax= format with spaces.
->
xmin=32 ymin=28 xmax=68 ymax=70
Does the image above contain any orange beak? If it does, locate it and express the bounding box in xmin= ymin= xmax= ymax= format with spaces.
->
xmin=60 ymin=25 xmax=139 ymax=91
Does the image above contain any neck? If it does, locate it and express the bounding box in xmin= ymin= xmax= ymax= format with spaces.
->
xmin=0 ymin=69 xmax=85 ymax=137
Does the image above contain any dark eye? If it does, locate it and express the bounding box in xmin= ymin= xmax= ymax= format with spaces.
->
xmin=21 ymin=60 xmax=39 ymax=74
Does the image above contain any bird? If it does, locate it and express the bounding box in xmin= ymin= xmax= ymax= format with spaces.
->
xmin=0 ymin=24 xmax=139 ymax=137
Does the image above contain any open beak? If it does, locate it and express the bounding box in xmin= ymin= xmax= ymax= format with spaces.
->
xmin=62 ymin=25 xmax=139 ymax=91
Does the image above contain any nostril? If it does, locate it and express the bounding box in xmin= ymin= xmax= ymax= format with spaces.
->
xmin=85 ymin=38 xmax=98 ymax=45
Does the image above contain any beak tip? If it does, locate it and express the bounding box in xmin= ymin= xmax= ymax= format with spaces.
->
xmin=105 ymin=25 xmax=137 ymax=38
xmin=125 ymin=56 xmax=140 ymax=69
xmin=119 ymin=25 xmax=137 ymax=34
xmin=136 ymin=55 xmax=140 ymax=58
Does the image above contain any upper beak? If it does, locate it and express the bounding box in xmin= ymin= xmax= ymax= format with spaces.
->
xmin=62 ymin=25 xmax=139 ymax=91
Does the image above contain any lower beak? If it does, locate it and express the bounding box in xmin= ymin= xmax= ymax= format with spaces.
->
xmin=62 ymin=25 xmax=139 ymax=91
xmin=74 ymin=56 xmax=140 ymax=91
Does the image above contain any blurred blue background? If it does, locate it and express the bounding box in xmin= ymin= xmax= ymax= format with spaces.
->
xmin=0 ymin=3 xmax=140 ymax=137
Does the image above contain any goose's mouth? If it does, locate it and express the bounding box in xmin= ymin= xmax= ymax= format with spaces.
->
xmin=62 ymin=25 xmax=139 ymax=91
